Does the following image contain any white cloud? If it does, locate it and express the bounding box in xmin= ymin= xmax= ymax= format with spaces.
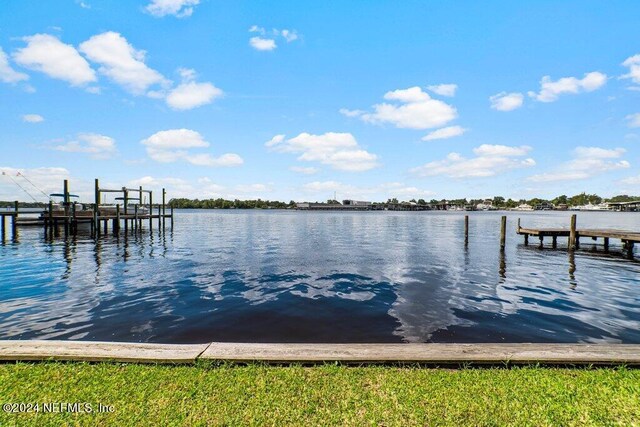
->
xmin=300 ymin=181 xmax=434 ymax=201
xmin=22 ymin=114 xmax=44 ymax=123
xmin=0 ymin=167 xmax=72 ymax=201
xmin=79 ymin=32 xmax=166 ymax=95
xmin=410 ymin=144 xmax=535 ymax=178
xmin=421 ymin=125 xmax=466 ymax=141
xmin=528 ymin=147 xmax=629 ymax=182
xmin=249 ymin=37 xmax=277 ymax=51
xmin=426 ymin=84 xmax=457 ymax=97
xmin=13 ymin=34 xmax=96 ymax=86
xmin=266 ymin=132 xmax=379 ymax=172
xmin=145 ymin=0 xmax=200 ymax=17
xmin=490 ymin=92 xmax=524 ymax=111
xmin=249 ymin=25 xmax=265 ymax=34
xmin=627 ymin=113 xmax=640 ymax=128
xmin=165 ymin=70 xmax=223 ymax=110
xmin=280 ymin=29 xmax=298 ymax=42
xmin=620 ymin=175 xmax=640 ymax=185
xmin=141 ymin=129 xmax=243 ymax=167
xmin=339 ymin=108 xmax=365 ymax=118
xmin=621 ymin=54 xmax=640 ymax=85
xmin=54 ymin=133 xmax=117 ymax=159
xmin=345 ymin=86 xmax=458 ymax=130
xmin=290 ymin=166 xmax=319 ymax=174
xmin=0 ymin=47 xmax=29 ymax=83
xmin=527 ymin=71 xmax=607 ymax=102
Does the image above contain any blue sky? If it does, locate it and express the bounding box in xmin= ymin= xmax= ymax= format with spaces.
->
xmin=0 ymin=0 xmax=639 ymax=203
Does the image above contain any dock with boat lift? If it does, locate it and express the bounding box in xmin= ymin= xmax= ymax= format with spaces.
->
xmin=1 ymin=178 xmax=174 ymax=241
xmin=517 ymin=214 xmax=640 ymax=259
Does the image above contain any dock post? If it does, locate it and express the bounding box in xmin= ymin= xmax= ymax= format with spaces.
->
xmin=1 ymin=215 xmax=5 ymax=241
xmin=94 ymin=179 xmax=100 ymax=235
xmin=162 ymin=188 xmax=166 ymax=229
xmin=604 ymin=237 xmax=609 ymax=252
xmin=123 ymin=189 xmax=128 ymax=234
xmin=464 ymin=215 xmax=469 ymax=246
xmin=625 ymin=241 xmax=635 ymax=259
xmin=134 ymin=205 xmax=138 ymax=233
xmin=92 ymin=203 xmax=97 ymax=236
xmin=524 ymin=234 xmax=529 ymax=246
xmin=115 ymin=204 xmax=120 ymax=234
xmin=12 ymin=201 xmax=18 ymax=240
xmin=517 ymin=218 xmax=521 ymax=233
xmin=539 ymin=235 xmax=544 ymax=249
xmin=569 ymin=214 xmax=577 ymax=250
xmin=149 ymin=192 xmax=153 ymax=232
xmin=48 ymin=200 xmax=54 ymax=238
xmin=552 ymin=236 xmax=557 ymax=248
xmin=500 ymin=215 xmax=506 ymax=251
xmin=170 ymin=206 xmax=174 ymax=229
xmin=72 ymin=202 xmax=77 ymax=235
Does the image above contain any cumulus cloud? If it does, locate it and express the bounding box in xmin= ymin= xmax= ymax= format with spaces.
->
xmin=421 ymin=125 xmax=466 ymax=141
xmin=248 ymin=26 xmax=299 ymax=50
xmin=342 ymin=86 xmax=457 ymax=130
xmin=290 ymin=166 xmax=319 ymax=174
xmin=0 ymin=47 xmax=29 ymax=83
xmin=54 ymin=133 xmax=117 ymax=159
xmin=300 ymin=181 xmax=434 ymax=201
xmin=527 ymin=71 xmax=607 ymax=102
xmin=0 ymin=166 xmax=73 ymax=201
xmin=165 ymin=68 xmax=223 ymax=110
xmin=426 ymin=84 xmax=457 ymax=97
xmin=528 ymin=147 xmax=629 ymax=182
xmin=490 ymin=92 xmax=524 ymax=111
xmin=141 ymin=129 xmax=243 ymax=167
xmin=22 ymin=114 xmax=44 ymax=123
xmin=249 ymin=37 xmax=277 ymax=51
xmin=627 ymin=113 xmax=640 ymax=128
xmin=410 ymin=144 xmax=535 ymax=178
xmin=79 ymin=31 xmax=166 ymax=94
xmin=621 ymin=54 xmax=640 ymax=87
xmin=266 ymin=132 xmax=379 ymax=172
xmin=145 ymin=0 xmax=200 ymax=17
xmin=13 ymin=34 xmax=96 ymax=86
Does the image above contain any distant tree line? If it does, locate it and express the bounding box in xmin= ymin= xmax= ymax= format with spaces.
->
xmin=2 ymin=193 xmax=638 ymax=209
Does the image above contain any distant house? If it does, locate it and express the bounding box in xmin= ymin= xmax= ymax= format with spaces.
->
xmin=534 ymin=201 xmax=554 ymax=210
xmin=476 ymin=199 xmax=493 ymax=210
xmin=342 ymin=199 xmax=372 ymax=208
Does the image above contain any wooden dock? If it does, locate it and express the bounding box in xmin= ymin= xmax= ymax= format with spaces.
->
xmin=1 ymin=178 xmax=174 ymax=241
xmin=517 ymin=215 xmax=639 ymax=258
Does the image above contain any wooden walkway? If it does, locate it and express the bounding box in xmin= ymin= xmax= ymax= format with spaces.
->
xmin=517 ymin=215 xmax=639 ymax=259
xmin=1 ymin=341 xmax=640 ymax=365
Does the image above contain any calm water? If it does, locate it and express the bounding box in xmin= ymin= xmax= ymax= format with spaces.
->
xmin=1 ymin=210 xmax=639 ymax=344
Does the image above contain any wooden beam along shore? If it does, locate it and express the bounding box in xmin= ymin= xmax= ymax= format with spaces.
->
xmin=1 ymin=341 xmax=640 ymax=365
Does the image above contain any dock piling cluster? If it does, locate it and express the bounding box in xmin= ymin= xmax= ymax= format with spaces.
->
xmin=1 ymin=178 xmax=174 ymax=242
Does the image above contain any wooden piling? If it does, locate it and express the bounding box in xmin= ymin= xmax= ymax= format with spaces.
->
xmin=569 ymin=214 xmax=577 ymax=250
xmin=94 ymin=179 xmax=100 ymax=234
xmin=604 ymin=237 xmax=609 ymax=252
xmin=1 ymin=215 xmax=5 ymax=241
xmin=115 ymin=204 xmax=121 ymax=234
xmin=72 ymin=202 xmax=77 ymax=235
xmin=524 ymin=234 xmax=529 ymax=246
xmin=48 ymin=200 xmax=53 ymax=238
xmin=123 ymin=189 xmax=128 ymax=234
xmin=500 ymin=216 xmax=506 ymax=251
xmin=149 ymin=192 xmax=153 ymax=232
xmin=134 ymin=205 xmax=138 ymax=233
xmin=552 ymin=236 xmax=557 ymax=248
xmin=170 ymin=206 xmax=174 ymax=229
xmin=12 ymin=201 xmax=18 ymax=239
xmin=464 ymin=215 xmax=469 ymax=246
xmin=162 ymin=188 xmax=166 ymax=229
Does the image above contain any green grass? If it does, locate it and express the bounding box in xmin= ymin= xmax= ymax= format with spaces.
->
xmin=0 ymin=362 xmax=639 ymax=426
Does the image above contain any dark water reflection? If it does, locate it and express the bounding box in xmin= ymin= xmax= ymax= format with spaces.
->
xmin=1 ymin=210 xmax=639 ymax=344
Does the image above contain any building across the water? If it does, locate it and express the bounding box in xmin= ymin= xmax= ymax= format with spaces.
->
xmin=296 ymin=200 xmax=373 ymax=210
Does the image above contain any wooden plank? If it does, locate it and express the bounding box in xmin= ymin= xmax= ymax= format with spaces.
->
xmin=0 ymin=340 xmax=209 ymax=364
xmin=200 ymin=343 xmax=640 ymax=365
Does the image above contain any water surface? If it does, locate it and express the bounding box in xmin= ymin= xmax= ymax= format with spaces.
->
xmin=1 ymin=210 xmax=639 ymax=344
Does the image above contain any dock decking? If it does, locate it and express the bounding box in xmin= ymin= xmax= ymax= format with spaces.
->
xmin=517 ymin=215 xmax=639 ymax=258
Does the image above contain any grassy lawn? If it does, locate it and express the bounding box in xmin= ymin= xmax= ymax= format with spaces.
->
xmin=0 ymin=362 xmax=639 ymax=426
